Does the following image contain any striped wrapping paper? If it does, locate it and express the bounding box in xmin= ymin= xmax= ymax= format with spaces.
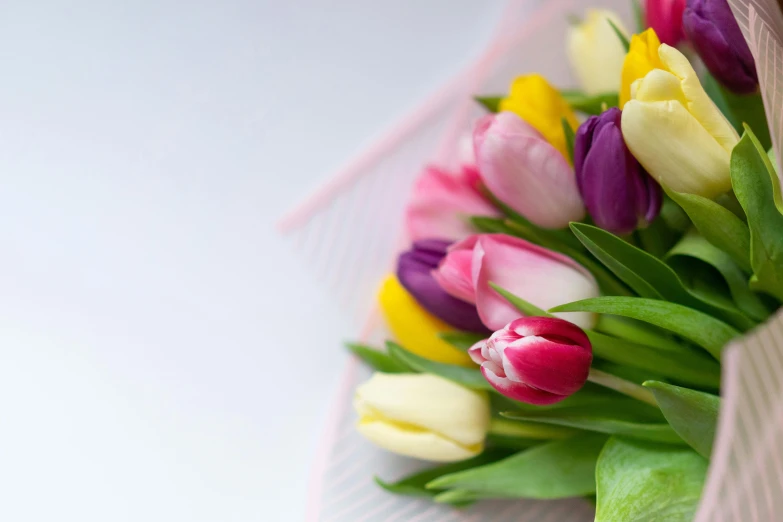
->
xmin=278 ymin=0 xmax=783 ymax=520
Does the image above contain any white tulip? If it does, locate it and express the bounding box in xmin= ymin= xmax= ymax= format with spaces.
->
xmin=567 ymin=9 xmax=629 ymax=95
xmin=354 ymin=373 xmax=490 ymax=462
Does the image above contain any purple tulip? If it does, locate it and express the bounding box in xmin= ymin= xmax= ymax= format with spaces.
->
xmin=683 ymin=0 xmax=757 ymax=94
xmin=574 ymin=108 xmax=662 ymax=236
xmin=397 ymin=239 xmax=489 ymax=333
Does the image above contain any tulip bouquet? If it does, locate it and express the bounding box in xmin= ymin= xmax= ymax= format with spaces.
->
xmin=345 ymin=0 xmax=783 ymax=520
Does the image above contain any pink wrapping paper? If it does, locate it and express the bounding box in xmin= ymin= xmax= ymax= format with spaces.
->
xmin=279 ymin=0 xmax=783 ymax=519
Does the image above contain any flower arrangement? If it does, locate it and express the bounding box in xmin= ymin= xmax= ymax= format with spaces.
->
xmin=342 ymin=0 xmax=783 ymax=519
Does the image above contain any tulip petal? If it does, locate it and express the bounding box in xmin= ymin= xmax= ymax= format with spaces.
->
xmin=622 ymin=99 xmax=733 ymax=198
xmin=471 ymin=235 xmax=599 ymax=330
xmin=405 ymin=166 xmax=500 ymax=242
xmin=433 ymin=249 xmax=476 ymax=304
xmin=480 ymin=364 xmax=566 ymax=405
xmin=657 ymin=44 xmax=739 ymax=152
xmin=475 ymin=113 xmax=585 ymax=228
xmin=502 ymin=336 xmax=593 ymax=396
xmin=378 ymin=275 xmax=474 ymax=366
xmin=356 ymin=420 xmax=482 ymax=462
xmin=509 ymin=316 xmax=591 ymax=347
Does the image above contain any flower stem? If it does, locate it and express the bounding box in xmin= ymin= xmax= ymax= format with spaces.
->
xmin=488 ymin=418 xmax=577 ymax=439
xmin=587 ymin=368 xmax=659 ymax=407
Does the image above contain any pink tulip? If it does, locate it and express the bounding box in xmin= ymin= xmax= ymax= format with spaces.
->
xmin=469 ymin=317 xmax=593 ymax=405
xmin=433 ymin=234 xmax=599 ymax=330
xmin=646 ymin=0 xmax=687 ymax=46
xmin=473 ymin=112 xmax=584 ymax=229
xmin=405 ymin=165 xmax=500 ymax=242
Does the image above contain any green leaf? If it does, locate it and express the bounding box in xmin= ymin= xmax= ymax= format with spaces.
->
xmin=562 ymin=118 xmax=576 ymax=163
xmin=595 ymin=437 xmax=707 ymax=522
xmin=375 ymin=448 xmax=511 ymax=500
xmin=720 ymin=88 xmax=772 ymax=150
xmin=665 ymin=189 xmax=751 ymax=273
xmin=438 ymin=331 xmax=487 ymax=351
xmin=385 ymin=341 xmax=490 ymax=390
xmin=562 ymin=91 xmax=619 ymax=115
xmin=570 ymin=222 xmax=756 ymax=331
xmin=632 ymin=0 xmax=645 ymax=32
xmin=607 ymin=18 xmax=630 ymax=51
xmin=643 ymin=381 xmax=720 ymax=459
xmin=502 ymin=411 xmax=683 ymax=444
xmin=427 ymin=433 xmax=608 ymax=499
xmin=550 ymin=297 xmax=741 ymax=360
xmin=346 ymin=343 xmax=410 ymax=373
xmin=731 ymin=127 xmax=783 ymax=301
xmin=474 ymin=95 xmax=501 ymax=113
xmin=491 ymin=285 xmax=722 ymax=387
xmin=667 ymin=232 xmax=770 ymax=321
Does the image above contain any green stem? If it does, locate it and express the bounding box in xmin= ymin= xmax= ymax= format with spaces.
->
xmin=488 ymin=418 xmax=576 ymax=440
xmin=587 ymin=368 xmax=659 ymax=407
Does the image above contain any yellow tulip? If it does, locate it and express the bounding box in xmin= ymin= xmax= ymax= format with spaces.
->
xmin=620 ymin=28 xmax=665 ymax=108
xmin=621 ymin=44 xmax=739 ymax=198
xmin=567 ymin=9 xmax=629 ymax=95
xmin=354 ymin=372 xmax=490 ymax=462
xmin=378 ymin=275 xmax=474 ymax=367
xmin=499 ymin=74 xmax=579 ymax=160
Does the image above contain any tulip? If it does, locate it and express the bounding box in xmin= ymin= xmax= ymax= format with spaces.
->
xmin=620 ymin=28 xmax=665 ymax=108
xmin=646 ymin=0 xmax=687 ymax=46
xmin=405 ymin=165 xmax=500 ymax=242
xmin=683 ymin=0 xmax=758 ymax=94
xmin=378 ymin=274 xmax=474 ymax=366
xmin=354 ymin=372 xmax=491 ymax=462
xmin=433 ymin=234 xmax=599 ymax=331
xmin=397 ymin=239 xmax=488 ymax=333
xmin=498 ymin=74 xmax=579 ymax=160
xmin=473 ymin=112 xmax=585 ymax=229
xmin=468 ymin=317 xmax=593 ymax=405
xmin=574 ymin=107 xmax=662 ymax=235
xmin=567 ymin=9 xmax=629 ymax=95
xmin=621 ymin=43 xmax=740 ymax=198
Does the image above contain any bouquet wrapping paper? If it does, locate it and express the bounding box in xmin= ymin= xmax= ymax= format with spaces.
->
xmin=279 ymin=0 xmax=783 ymax=520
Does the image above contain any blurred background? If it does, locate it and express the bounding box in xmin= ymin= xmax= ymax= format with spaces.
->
xmin=0 ymin=1 xmax=510 ymax=520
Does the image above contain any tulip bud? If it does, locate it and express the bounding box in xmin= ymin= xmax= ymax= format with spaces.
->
xmin=620 ymin=29 xmax=665 ymax=108
xmin=379 ymin=274 xmax=474 ymax=366
xmin=405 ymin=165 xmax=500 ymax=242
xmin=354 ymin=372 xmax=491 ymax=462
xmin=397 ymin=239 xmax=489 ymax=333
xmin=646 ymin=0 xmax=687 ymax=46
xmin=621 ymin=44 xmax=739 ymax=198
xmin=683 ymin=0 xmax=758 ymax=94
xmin=498 ymin=74 xmax=579 ymax=160
xmin=567 ymin=9 xmax=629 ymax=95
xmin=469 ymin=317 xmax=593 ymax=405
xmin=433 ymin=234 xmax=599 ymax=331
xmin=473 ymin=112 xmax=585 ymax=229
xmin=574 ymin=107 xmax=662 ymax=235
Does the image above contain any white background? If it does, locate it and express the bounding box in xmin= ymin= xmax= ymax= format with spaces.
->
xmin=0 ymin=1 xmax=505 ymax=520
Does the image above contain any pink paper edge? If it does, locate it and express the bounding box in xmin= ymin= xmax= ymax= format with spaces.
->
xmin=295 ymin=1 xmax=578 ymax=519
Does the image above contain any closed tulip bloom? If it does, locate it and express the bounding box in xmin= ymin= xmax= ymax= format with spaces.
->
xmin=405 ymin=165 xmax=500 ymax=242
xmin=378 ymin=274 xmax=473 ymax=366
xmin=433 ymin=234 xmax=599 ymax=331
xmin=355 ymin=373 xmax=491 ymax=462
xmin=683 ymin=0 xmax=758 ymax=94
xmin=646 ymin=0 xmax=687 ymax=46
xmin=498 ymin=74 xmax=579 ymax=159
xmin=397 ymin=239 xmax=488 ymax=333
xmin=469 ymin=317 xmax=593 ymax=405
xmin=620 ymin=29 xmax=665 ymax=108
xmin=621 ymin=44 xmax=739 ymax=198
xmin=567 ymin=9 xmax=629 ymax=95
xmin=473 ymin=112 xmax=585 ymax=229
xmin=574 ymin=107 xmax=662 ymax=235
